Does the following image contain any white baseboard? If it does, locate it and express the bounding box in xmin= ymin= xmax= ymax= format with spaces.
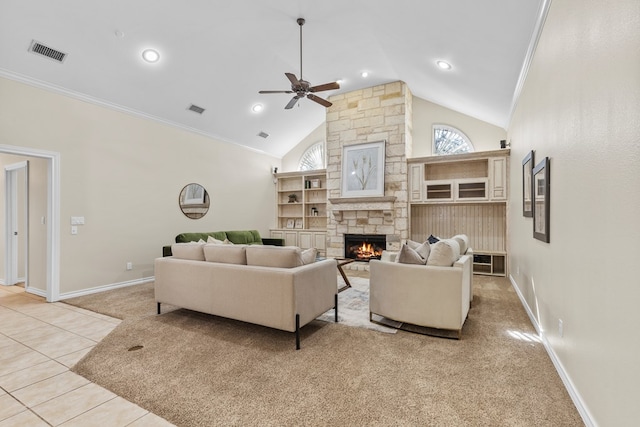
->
xmin=509 ymin=274 xmax=597 ymax=427
xmin=58 ymin=276 xmax=154 ymax=300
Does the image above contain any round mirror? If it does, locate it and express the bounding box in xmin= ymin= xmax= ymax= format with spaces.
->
xmin=179 ymin=183 xmax=210 ymax=219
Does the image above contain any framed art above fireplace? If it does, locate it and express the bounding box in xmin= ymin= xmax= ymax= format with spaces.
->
xmin=341 ymin=140 xmax=385 ymax=198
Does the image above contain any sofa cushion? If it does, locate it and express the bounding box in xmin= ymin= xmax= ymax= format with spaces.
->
xmin=451 ymin=234 xmax=469 ymax=254
xmin=203 ymin=244 xmax=247 ymax=265
xmin=225 ymin=230 xmax=263 ymax=245
xmin=301 ymin=248 xmax=317 ymax=265
xmin=396 ymin=244 xmax=427 ymax=265
xmin=406 ymin=239 xmax=431 ymax=260
xmin=171 ymin=242 xmax=205 ymax=261
xmin=426 ymin=239 xmax=461 ymax=266
xmin=245 ymin=246 xmax=303 ymax=268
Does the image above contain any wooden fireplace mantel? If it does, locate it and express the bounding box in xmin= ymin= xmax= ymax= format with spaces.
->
xmin=328 ymin=196 xmax=397 ymax=221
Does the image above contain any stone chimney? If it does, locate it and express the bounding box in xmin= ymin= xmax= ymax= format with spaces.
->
xmin=325 ymin=81 xmax=413 ymax=258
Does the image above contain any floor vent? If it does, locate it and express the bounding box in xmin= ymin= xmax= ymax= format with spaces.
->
xmin=257 ymin=131 xmax=270 ymax=139
xmin=28 ymin=40 xmax=66 ymax=63
xmin=187 ymin=104 xmax=205 ymax=114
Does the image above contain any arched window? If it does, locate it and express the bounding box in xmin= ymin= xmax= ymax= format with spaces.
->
xmin=433 ymin=125 xmax=474 ymax=155
xmin=298 ymin=142 xmax=325 ymax=171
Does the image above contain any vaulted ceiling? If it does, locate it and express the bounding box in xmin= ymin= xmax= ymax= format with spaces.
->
xmin=0 ymin=0 xmax=544 ymax=157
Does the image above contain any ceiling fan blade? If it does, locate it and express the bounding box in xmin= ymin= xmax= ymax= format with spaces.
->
xmin=285 ymin=72 xmax=301 ymax=88
xmin=309 ymin=81 xmax=340 ymax=92
xmin=259 ymin=90 xmax=294 ymax=94
xmin=285 ymin=95 xmax=302 ymax=109
xmin=307 ymin=93 xmax=332 ymax=108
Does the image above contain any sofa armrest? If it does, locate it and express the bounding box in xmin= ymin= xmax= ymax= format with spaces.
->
xmin=261 ymin=237 xmax=284 ymax=246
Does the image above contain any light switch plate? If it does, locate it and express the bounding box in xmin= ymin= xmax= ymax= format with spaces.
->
xmin=71 ymin=226 xmax=78 ymax=235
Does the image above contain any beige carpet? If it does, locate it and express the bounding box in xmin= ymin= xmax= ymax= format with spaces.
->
xmin=67 ymin=276 xmax=583 ymax=427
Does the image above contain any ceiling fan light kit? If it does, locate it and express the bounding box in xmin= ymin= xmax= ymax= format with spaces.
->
xmin=259 ymin=18 xmax=340 ymax=109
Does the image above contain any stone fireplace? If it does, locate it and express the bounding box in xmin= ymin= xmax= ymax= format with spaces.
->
xmin=325 ymin=81 xmax=413 ymax=259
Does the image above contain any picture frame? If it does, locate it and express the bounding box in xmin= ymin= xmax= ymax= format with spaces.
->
xmin=310 ymin=179 xmax=321 ymax=188
xmin=286 ymin=219 xmax=295 ymax=229
xmin=532 ymin=157 xmax=550 ymax=243
xmin=522 ymin=151 xmax=534 ymax=217
xmin=341 ymin=140 xmax=385 ymax=197
xmin=294 ymin=218 xmax=303 ymax=229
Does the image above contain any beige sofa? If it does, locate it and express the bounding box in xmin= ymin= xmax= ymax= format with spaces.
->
xmin=369 ymin=238 xmax=472 ymax=338
xmin=154 ymin=243 xmax=338 ymax=349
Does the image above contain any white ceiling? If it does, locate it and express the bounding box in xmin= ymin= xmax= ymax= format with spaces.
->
xmin=0 ymin=0 xmax=544 ymax=158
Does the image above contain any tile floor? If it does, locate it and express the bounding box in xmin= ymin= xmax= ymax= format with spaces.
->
xmin=0 ymin=285 xmax=174 ymax=426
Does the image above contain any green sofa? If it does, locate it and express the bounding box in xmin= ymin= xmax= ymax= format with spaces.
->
xmin=162 ymin=230 xmax=284 ymax=257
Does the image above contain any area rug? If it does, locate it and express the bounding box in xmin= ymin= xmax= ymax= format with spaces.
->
xmin=69 ymin=276 xmax=583 ymax=427
xmin=317 ymin=276 xmax=399 ymax=333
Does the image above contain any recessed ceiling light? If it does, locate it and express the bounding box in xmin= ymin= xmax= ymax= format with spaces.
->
xmin=361 ymin=71 xmax=369 ymax=78
xmin=252 ymin=103 xmax=264 ymax=113
xmin=436 ymin=60 xmax=452 ymax=70
xmin=142 ymin=49 xmax=160 ymax=63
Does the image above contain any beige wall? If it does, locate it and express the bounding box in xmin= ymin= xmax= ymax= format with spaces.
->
xmin=0 ymin=77 xmax=279 ymax=297
xmin=508 ymin=0 xmax=640 ymax=425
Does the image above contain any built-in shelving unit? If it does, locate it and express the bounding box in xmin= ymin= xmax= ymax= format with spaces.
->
xmin=271 ymin=170 xmax=327 ymax=255
xmin=408 ymin=149 xmax=510 ymax=276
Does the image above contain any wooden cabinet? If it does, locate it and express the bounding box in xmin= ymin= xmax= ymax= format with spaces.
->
xmin=272 ymin=170 xmax=327 ymax=255
xmin=413 ymin=152 xmax=507 ymax=204
xmin=408 ymin=150 xmax=510 ymax=276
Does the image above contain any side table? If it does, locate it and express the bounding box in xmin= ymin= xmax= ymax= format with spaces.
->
xmin=335 ymin=258 xmax=355 ymax=293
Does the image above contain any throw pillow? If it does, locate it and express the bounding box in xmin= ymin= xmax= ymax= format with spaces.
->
xmin=405 ymin=239 xmax=431 ymax=260
xmin=301 ymin=248 xmax=317 ymax=265
xmin=223 ymin=238 xmax=234 ymax=245
xmin=426 ymin=239 xmax=461 ymax=266
xmin=198 ymin=239 xmax=206 ymax=243
xmin=207 ymin=235 xmax=224 ymax=244
xmin=171 ymin=242 xmax=205 ymax=261
xmin=395 ymin=244 xmax=427 ymax=265
xmin=451 ymin=234 xmax=469 ymax=254
xmin=427 ymin=234 xmax=440 ymax=244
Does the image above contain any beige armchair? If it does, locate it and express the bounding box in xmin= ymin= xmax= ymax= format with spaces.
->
xmin=369 ymin=254 xmax=472 ymax=338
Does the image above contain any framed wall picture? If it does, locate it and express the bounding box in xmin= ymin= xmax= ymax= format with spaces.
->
xmin=532 ymin=157 xmax=550 ymax=243
xmin=522 ymin=151 xmax=534 ymax=217
xmin=341 ymin=140 xmax=385 ymax=197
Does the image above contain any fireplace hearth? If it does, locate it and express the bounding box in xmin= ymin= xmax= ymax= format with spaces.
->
xmin=344 ymin=234 xmax=386 ymax=261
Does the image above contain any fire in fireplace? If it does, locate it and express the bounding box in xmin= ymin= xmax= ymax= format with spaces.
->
xmin=344 ymin=234 xmax=386 ymax=261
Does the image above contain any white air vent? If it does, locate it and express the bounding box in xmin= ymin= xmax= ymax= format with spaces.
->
xmin=28 ymin=40 xmax=66 ymax=63
xmin=257 ymin=131 xmax=270 ymax=139
xmin=187 ymin=104 xmax=205 ymax=114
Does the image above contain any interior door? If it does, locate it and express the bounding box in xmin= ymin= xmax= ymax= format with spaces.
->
xmin=4 ymin=161 xmax=28 ymax=287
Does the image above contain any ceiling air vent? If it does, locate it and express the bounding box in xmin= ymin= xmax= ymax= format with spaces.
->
xmin=257 ymin=131 xmax=270 ymax=139
xmin=28 ymin=40 xmax=66 ymax=63
xmin=187 ymin=104 xmax=205 ymax=114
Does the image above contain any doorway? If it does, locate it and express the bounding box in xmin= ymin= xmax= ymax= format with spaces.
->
xmin=0 ymin=144 xmax=60 ymax=302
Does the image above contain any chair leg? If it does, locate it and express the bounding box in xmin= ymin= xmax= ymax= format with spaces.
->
xmin=157 ymin=302 xmax=161 ymax=314
xmin=334 ymin=294 xmax=339 ymax=323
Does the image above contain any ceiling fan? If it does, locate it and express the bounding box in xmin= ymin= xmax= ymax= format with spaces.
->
xmin=259 ymin=18 xmax=340 ymax=109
